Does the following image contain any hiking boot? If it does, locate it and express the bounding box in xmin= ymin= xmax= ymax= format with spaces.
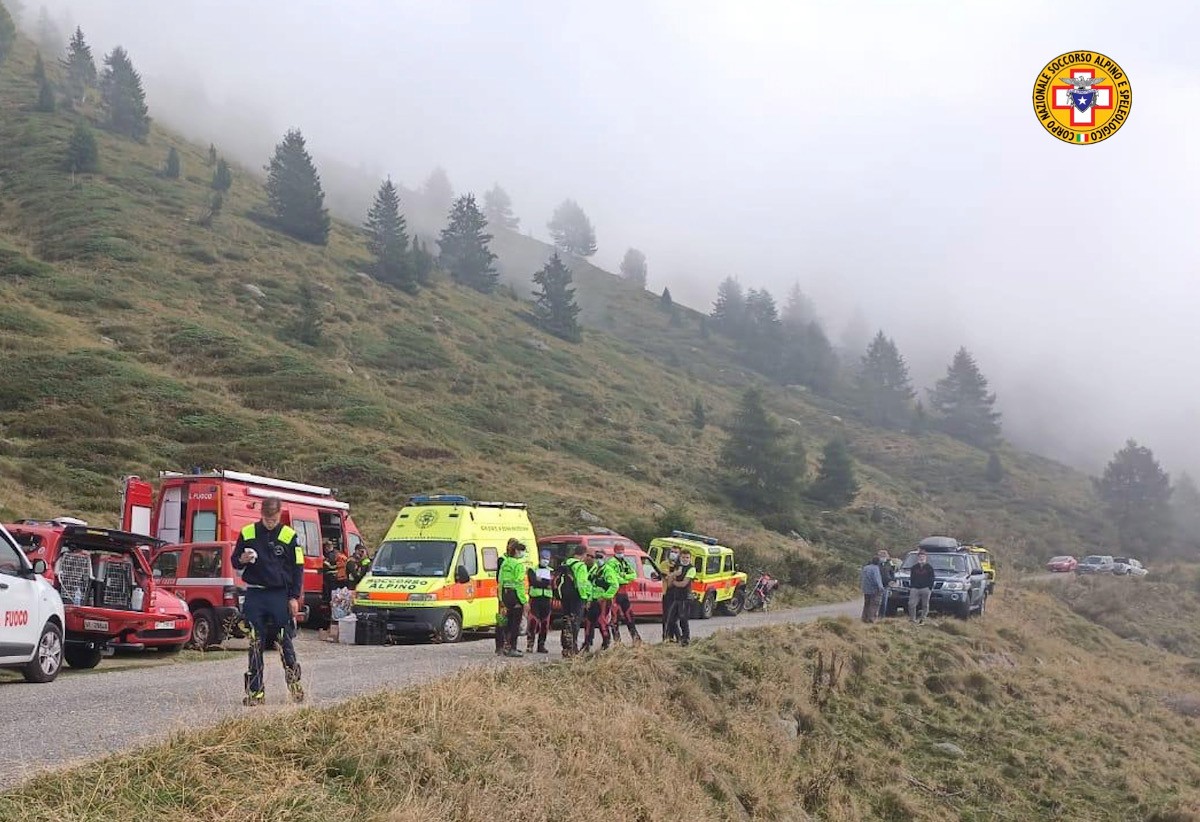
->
xmin=536 ymin=642 xmax=548 ymax=654
xmin=242 ymin=691 xmax=265 ymax=707
xmin=504 ymin=648 xmax=524 ymax=658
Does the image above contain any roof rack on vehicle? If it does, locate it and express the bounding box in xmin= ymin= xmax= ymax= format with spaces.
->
xmin=157 ymin=468 xmax=336 ymax=497
xmin=586 ymin=527 xmax=618 ymax=535
xmin=409 ymin=494 xmax=472 ymax=505
xmin=475 ymin=501 xmax=528 ymax=509
xmin=671 ymin=530 xmax=719 ymax=545
xmin=13 ymin=517 xmax=89 ymax=527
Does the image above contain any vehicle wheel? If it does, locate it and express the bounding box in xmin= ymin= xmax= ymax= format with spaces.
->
xmin=700 ymin=592 xmax=716 ymax=620
xmin=437 ymin=609 xmax=464 ymax=643
xmin=955 ymin=599 xmax=971 ymax=620
xmin=719 ymin=587 xmax=745 ymax=616
xmin=64 ymin=645 xmax=103 ymax=670
xmin=743 ymin=592 xmax=762 ymax=612
xmin=22 ymin=622 xmax=64 ymax=683
xmin=188 ymin=608 xmax=217 ymax=650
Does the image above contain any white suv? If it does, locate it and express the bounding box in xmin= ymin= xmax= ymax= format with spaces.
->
xmin=0 ymin=523 xmax=65 ymax=682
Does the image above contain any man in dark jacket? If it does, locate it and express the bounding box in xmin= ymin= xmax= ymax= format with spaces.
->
xmin=231 ymin=497 xmax=305 ymax=706
xmin=908 ymin=550 xmax=936 ymax=624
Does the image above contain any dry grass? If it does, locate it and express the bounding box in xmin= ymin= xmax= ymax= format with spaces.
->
xmin=4 ymin=593 xmax=1200 ymax=821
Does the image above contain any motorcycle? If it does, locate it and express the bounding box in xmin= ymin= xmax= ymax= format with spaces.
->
xmin=743 ymin=570 xmax=780 ymax=612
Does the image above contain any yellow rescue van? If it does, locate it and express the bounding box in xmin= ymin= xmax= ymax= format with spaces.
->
xmin=353 ymin=494 xmax=537 ymax=642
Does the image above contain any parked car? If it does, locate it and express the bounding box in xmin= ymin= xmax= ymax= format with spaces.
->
xmin=1112 ymin=557 xmax=1148 ymax=577
xmin=7 ymin=520 xmax=193 ymax=667
xmin=1075 ymin=555 xmax=1115 ymax=575
xmin=0 ymin=523 xmax=65 ymax=683
xmin=1046 ymin=555 xmax=1078 ymax=573
xmin=888 ymin=538 xmax=989 ymax=619
xmin=150 ymin=541 xmax=246 ymax=648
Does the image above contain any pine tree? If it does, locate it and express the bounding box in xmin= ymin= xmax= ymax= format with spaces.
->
xmin=198 ymin=192 xmax=223 ymax=227
xmin=858 ymin=331 xmax=916 ymax=429
xmin=437 ymin=194 xmax=497 ymax=293
xmin=61 ymin=26 xmax=96 ymax=104
xmin=985 ymin=451 xmax=1004 ymax=483
xmin=710 ymin=276 xmax=746 ymax=336
xmin=532 ymin=252 xmax=582 ymax=342
xmin=264 ymin=128 xmax=330 ymax=245
xmin=691 ymin=398 xmax=706 ymax=430
xmin=928 ymin=347 xmax=1002 ymax=447
xmin=780 ymin=320 xmax=838 ymax=394
xmin=482 ymin=184 xmax=520 ymax=230
xmin=207 ymin=143 xmax=217 ymax=166
xmin=0 ymin=1 xmax=15 ymax=66
xmin=34 ymin=75 xmax=55 ymax=112
xmin=782 ymin=282 xmax=817 ymax=327
xmin=364 ymin=177 xmax=413 ymax=291
xmin=660 ymin=287 xmax=673 ymax=310
xmin=547 ymin=199 xmax=597 ymax=257
xmin=743 ymin=288 xmax=784 ymax=376
xmin=720 ymin=387 xmax=804 ymax=512
xmin=808 ymin=438 xmax=859 ymax=508
xmin=100 ymin=47 xmax=150 ymax=140
xmin=422 ymin=167 xmax=454 ymax=217
xmin=409 ymin=237 xmax=435 ymax=287
xmin=619 ymin=248 xmax=647 ymax=289
xmin=911 ymin=400 xmax=928 ymax=435
xmin=64 ymin=120 xmax=98 ymax=173
xmin=163 ymin=146 xmax=180 ymax=179
xmin=32 ymin=51 xmax=46 ymax=81
xmin=1094 ymin=440 xmax=1173 ymax=558
xmin=211 ymin=157 xmax=232 ymax=191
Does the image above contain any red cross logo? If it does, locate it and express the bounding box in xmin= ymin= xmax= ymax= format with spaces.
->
xmin=1052 ymin=68 xmax=1113 ymax=127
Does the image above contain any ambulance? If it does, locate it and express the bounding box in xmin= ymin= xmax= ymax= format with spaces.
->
xmin=647 ymin=530 xmax=749 ymax=619
xmin=121 ymin=469 xmax=365 ymax=627
xmin=353 ymin=494 xmax=537 ymax=643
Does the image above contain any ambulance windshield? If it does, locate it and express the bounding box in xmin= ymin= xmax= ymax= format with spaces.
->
xmin=372 ymin=540 xmax=458 ymax=577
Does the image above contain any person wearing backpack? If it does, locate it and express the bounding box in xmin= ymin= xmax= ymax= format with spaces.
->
xmin=555 ymin=543 xmax=594 ymax=658
xmin=525 ymin=549 xmax=554 ymax=654
xmin=609 ymin=544 xmax=641 ymax=645
xmin=583 ymin=550 xmax=620 ymax=652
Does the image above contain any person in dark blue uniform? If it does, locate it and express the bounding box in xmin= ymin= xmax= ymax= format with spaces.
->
xmin=231 ymin=497 xmax=305 ymax=706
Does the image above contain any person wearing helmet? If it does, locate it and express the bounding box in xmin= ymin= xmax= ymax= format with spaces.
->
xmin=525 ymin=548 xmax=555 ymax=654
xmin=609 ymin=543 xmax=641 ymax=645
xmin=583 ymin=549 xmax=620 ymax=652
xmin=497 ymin=539 xmax=529 ymax=657
xmin=555 ymin=543 xmax=594 ymax=658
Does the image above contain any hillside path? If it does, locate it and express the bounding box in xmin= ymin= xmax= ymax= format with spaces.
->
xmin=1 ymin=599 xmax=858 ymax=789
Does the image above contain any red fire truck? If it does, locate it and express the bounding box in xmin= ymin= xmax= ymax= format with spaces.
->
xmin=120 ymin=470 xmax=365 ymax=628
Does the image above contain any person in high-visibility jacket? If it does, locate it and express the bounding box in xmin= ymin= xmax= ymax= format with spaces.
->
xmin=525 ymin=549 xmax=554 ymax=654
xmin=609 ymin=544 xmax=641 ymax=645
xmin=555 ymin=544 xmax=593 ymax=658
xmin=497 ymin=539 xmax=529 ymax=657
xmin=231 ymin=496 xmax=305 ymax=706
xmin=583 ymin=550 xmax=620 ymax=652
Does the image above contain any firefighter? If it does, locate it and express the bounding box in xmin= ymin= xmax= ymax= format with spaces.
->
xmin=525 ymin=548 xmax=554 ymax=654
xmin=666 ymin=551 xmax=697 ymax=647
xmin=320 ymin=540 xmax=339 ymax=611
xmin=346 ymin=543 xmax=371 ymax=589
xmin=497 ymin=539 xmax=528 ymax=657
xmin=609 ymin=543 xmax=641 ymax=645
xmin=231 ymin=496 xmax=305 ymax=706
xmin=583 ymin=550 xmax=620 ymax=652
xmin=556 ymin=543 xmax=593 ymax=658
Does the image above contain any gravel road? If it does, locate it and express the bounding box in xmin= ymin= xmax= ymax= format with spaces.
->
xmin=1 ymin=600 xmax=858 ymax=790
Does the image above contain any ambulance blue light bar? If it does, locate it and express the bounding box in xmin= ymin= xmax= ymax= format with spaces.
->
xmin=671 ymin=530 xmax=718 ymax=545
xmin=409 ymin=494 xmax=472 ymax=505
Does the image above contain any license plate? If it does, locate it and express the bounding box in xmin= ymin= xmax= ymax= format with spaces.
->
xmin=83 ymin=619 xmax=109 ymax=632
xmin=155 ymin=621 xmax=176 ymax=630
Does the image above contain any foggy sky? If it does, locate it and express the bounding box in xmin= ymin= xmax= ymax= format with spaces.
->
xmin=23 ymin=0 xmax=1200 ymax=478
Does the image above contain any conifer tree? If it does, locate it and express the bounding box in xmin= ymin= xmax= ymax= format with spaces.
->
xmin=1095 ymin=440 xmax=1173 ymax=558
xmin=0 ymin=1 xmax=15 ymax=66
xmin=911 ymin=400 xmax=928 ymax=435
xmin=295 ymin=278 xmax=323 ymax=346
xmin=743 ymin=288 xmax=784 ymax=375
xmin=1170 ymin=472 xmax=1200 ymax=553
xmin=532 ymin=252 xmax=582 ymax=342
xmin=437 ymin=194 xmax=497 ymax=293
xmin=422 ymin=166 xmax=454 ymax=217
xmin=100 ymin=46 xmax=150 ymax=140
xmin=64 ymin=120 xmax=98 ymax=173
xmin=207 ymin=143 xmax=217 ymax=166
xmin=211 ymin=158 xmax=232 ymax=191
xmin=547 ymin=199 xmax=597 ymax=257
xmin=163 ymin=146 xmax=180 ymax=179
xmin=928 ymin=347 xmax=1002 ymax=447
xmin=660 ymin=287 xmax=673 ymax=310
xmin=34 ymin=75 xmax=55 ymax=112
xmin=33 ymin=51 xmax=46 ymax=81
xmin=858 ymin=330 xmax=916 ymax=429
xmin=782 ymin=282 xmax=817 ymax=327
xmin=985 ymin=451 xmax=1004 ymax=483
xmin=198 ymin=192 xmax=223 ymax=227
xmin=61 ymin=26 xmax=95 ymax=104
xmin=620 ymin=248 xmax=647 ymax=289
xmin=720 ymin=387 xmax=804 ymax=512
xmin=691 ymin=398 xmax=706 ymax=430
xmin=808 ymin=438 xmax=859 ymax=507
xmin=409 ymin=237 xmax=435 ymax=287
xmin=264 ymin=128 xmax=330 ymax=245
xmin=364 ymin=177 xmax=413 ymax=291
xmin=710 ymin=276 xmax=746 ymax=335
xmin=482 ymin=184 xmax=520 ymax=230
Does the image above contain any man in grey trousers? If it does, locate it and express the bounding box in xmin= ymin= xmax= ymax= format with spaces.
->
xmin=860 ymin=558 xmax=884 ymax=623
xmin=908 ymin=550 xmax=935 ymax=624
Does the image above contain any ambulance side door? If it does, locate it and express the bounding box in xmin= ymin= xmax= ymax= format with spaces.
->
xmin=458 ymin=543 xmax=480 ymax=627
xmin=480 ymin=546 xmax=500 ymax=628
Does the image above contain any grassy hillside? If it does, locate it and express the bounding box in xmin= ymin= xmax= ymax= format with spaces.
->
xmin=4 ymin=591 xmax=1200 ymax=821
xmin=0 ymin=30 xmax=1107 ymax=579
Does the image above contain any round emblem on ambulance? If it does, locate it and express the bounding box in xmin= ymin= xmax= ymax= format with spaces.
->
xmin=415 ymin=509 xmax=438 ymax=529
xmin=1032 ymin=51 xmax=1131 ymax=145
